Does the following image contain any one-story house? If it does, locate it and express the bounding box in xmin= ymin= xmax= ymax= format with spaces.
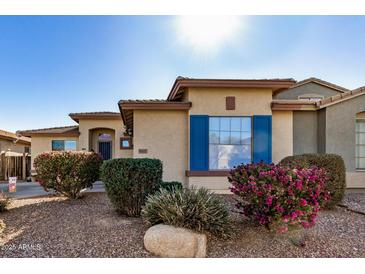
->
xmin=19 ymin=77 xmax=365 ymax=192
xmin=0 ymin=129 xmax=31 ymax=180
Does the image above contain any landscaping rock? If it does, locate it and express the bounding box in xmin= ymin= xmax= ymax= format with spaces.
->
xmin=144 ymin=224 xmax=207 ymax=258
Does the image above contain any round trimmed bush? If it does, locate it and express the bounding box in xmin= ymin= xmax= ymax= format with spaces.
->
xmin=101 ymin=158 xmax=162 ymax=217
xmin=34 ymin=151 xmax=103 ymax=199
xmin=141 ymin=187 xmax=232 ymax=238
xmin=280 ymin=154 xmax=346 ymax=209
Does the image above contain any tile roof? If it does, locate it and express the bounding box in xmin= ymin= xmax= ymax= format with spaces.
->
xmin=118 ymin=99 xmax=168 ymax=104
xmin=69 ymin=111 xmax=120 ymax=116
xmin=167 ymin=77 xmax=297 ymax=100
xmin=316 ymin=86 xmax=365 ymax=108
xmin=272 ymin=86 xmax=365 ymax=110
xmin=18 ymin=126 xmax=80 ymax=137
xmin=0 ymin=129 xmax=31 ymax=144
xmin=289 ymin=77 xmax=349 ymax=93
xmin=69 ymin=111 xmax=121 ymax=122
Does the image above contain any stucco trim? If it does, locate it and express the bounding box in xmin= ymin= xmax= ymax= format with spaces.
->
xmin=185 ymin=170 xmax=230 ymax=177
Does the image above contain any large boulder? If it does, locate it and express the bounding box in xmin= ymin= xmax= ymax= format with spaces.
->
xmin=144 ymin=224 xmax=207 ymax=258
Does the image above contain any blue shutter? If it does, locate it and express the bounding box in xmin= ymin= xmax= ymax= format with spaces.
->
xmin=190 ymin=115 xmax=209 ymax=171
xmin=253 ymin=115 xmax=272 ymax=163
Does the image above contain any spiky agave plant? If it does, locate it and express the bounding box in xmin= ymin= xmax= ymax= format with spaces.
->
xmin=141 ymin=187 xmax=232 ymax=238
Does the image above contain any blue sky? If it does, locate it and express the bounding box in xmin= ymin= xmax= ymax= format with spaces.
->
xmin=0 ymin=16 xmax=365 ymax=132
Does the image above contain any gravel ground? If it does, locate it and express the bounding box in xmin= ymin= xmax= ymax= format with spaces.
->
xmin=342 ymin=193 xmax=365 ymax=214
xmin=0 ymin=193 xmax=364 ymax=258
xmin=0 ymin=193 xmax=151 ymax=258
xmin=209 ymin=195 xmax=365 ymax=258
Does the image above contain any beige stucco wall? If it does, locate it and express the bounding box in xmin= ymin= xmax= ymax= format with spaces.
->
xmin=30 ymin=136 xmax=79 ymax=168
xmin=188 ymin=176 xmax=231 ymax=194
xmin=346 ymin=172 xmax=365 ymax=188
xmin=272 ymin=110 xmax=293 ymax=163
xmin=78 ymin=118 xmax=132 ymax=159
xmin=0 ymin=139 xmax=29 ymax=154
xmin=187 ymin=87 xmax=273 ymax=115
xmin=133 ymin=109 xmax=188 ymax=184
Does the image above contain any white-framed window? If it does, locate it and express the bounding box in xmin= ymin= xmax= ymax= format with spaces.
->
xmin=52 ymin=140 xmax=77 ymax=151
xmin=356 ymin=120 xmax=365 ymax=169
xmin=209 ymin=117 xmax=252 ymax=169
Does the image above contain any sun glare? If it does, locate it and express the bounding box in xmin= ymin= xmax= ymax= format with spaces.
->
xmin=175 ymin=16 xmax=244 ymax=54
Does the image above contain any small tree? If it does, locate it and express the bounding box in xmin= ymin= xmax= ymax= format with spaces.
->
xmin=34 ymin=151 xmax=103 ymax=199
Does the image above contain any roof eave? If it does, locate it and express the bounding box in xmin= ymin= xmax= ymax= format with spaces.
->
xmin=167 ymin=79 xmax=297 ymax=101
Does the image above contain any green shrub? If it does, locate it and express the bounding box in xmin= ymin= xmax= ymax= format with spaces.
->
xmin=159 ymin=181 xmax=183 ymax=192
xmin=280 ymin=153 xmax=346 ymax=209
xmin=34 ymin=151 xmax=103 ymax=199
xmin=141 ymin=187 xmax=232 ymax=238
xmin=101 ymin=158 xmax=162 ymax=216
xmin=0 ymin=191 xmax=10 ymax=212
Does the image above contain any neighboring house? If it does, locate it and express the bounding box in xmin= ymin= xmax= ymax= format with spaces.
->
xmin=0 ymin=130 xmax=31 ymax=180
xmin=19 ymin=77 xmax=365 ymax=191
xmin=19 ymin=112 xmax=133 ymax=168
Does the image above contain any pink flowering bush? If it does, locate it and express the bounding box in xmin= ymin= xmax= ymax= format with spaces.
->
xmin=229 ymin=162 xmax=329 ymax=233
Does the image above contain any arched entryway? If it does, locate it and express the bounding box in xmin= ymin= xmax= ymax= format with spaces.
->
xmin=89 ymin=128 xmax=115 ymax=160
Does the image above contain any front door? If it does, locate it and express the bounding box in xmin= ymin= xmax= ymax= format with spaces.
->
xmin=98 ymin=141 xmax=112 ymax=160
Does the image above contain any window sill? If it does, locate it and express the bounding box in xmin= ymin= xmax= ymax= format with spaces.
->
xmin=120 ymin=147 xmax=133 ymax=150
xmin=185 ymin=170 xmax=230 ymax=177
xmin=355 ymin=169 xmax=365 ymax=172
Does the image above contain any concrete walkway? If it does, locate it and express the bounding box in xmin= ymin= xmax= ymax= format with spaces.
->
xmin=0 ymin=181 xmax=105 ymax=199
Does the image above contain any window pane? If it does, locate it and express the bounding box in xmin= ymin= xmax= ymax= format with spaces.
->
xmin=52 ymin=140 xmax=64 ymax=151
xmin=208 ymin=117 xmax=252 ymax=170
xmin=220 ymin=131 xmax=230 ymax=144
xmin=122 ymin=140 xmax=130 ymax=147
xmin=357 ymin=133 xmax=365 ymax=144
xmin=64 ymin=141 xmax=77 ymax=151
xmin=356 ymin=158 xmax=365 ymax=169
xmin=209 ymin=131 xmax=220 ymax=144
xmin=209 ymin=144 xmax=251 ymax=169
xmin=241 ymin=132 xmax=251 ymax=145
xmin=357 ymin=121 xmax=365 ymax=132
xmin=209 ymin=117 xmax=220 ymax=131
xmin=220 ymin=118 xmax=230 ymax=131
xmin=230 ymin=131 xmax=241 ymax=144
xmin=209 ymin=144 xmax=219 ymax=169
xmin=231 ymin=118 xmax=241 ymax=131
xmin=242 ymin=145 xmax=252 ymax=163
xmin=356 ymin=146 xmax=365 ymax=157
xmin=241 ymin=117 xmax=252 ymax=132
